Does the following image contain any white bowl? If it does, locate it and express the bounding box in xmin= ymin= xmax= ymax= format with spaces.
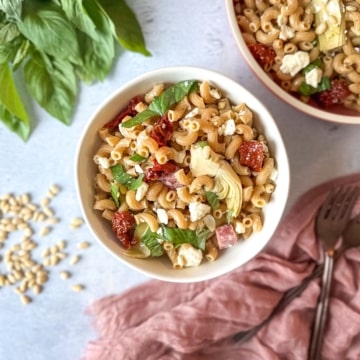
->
xmin=75 ymin=66 xmax=290 ymax=282
xmin=225 ymin=0 xmax=360 ymax=124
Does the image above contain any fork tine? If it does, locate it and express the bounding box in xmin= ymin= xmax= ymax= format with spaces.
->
xmin=328 ymin=187 xmax=346 ymax=220
xmin=338 ymin=186 xmax=359 ymax=220
xmin=318 ymin=188 xmax=337 ymax=219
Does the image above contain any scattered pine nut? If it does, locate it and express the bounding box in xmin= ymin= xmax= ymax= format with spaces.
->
xmin=77 ymin=241 xmax=90 ymax=250
xmin=71 ymin=284 xmax=84 ymax=292
xmin=39 ymin=226 xmax=51 ymax=236
xmin=33 ymin=284 xmax=42 ymax=295
xmin=0 ymin=187 xmax=89 ymax=304
xmin=20 ymin=294 xmax=31 ymax=305
xmin=60 ymin=271 xmax=71 ymax=280
xmin=69 ymin=255 xmax=81 ymax=265
xmin=70 ymin=217 xmax=84 ymax=229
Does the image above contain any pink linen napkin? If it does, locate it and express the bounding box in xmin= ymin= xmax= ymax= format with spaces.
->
xmin=83 ymin=174 xmax=360 ymax=360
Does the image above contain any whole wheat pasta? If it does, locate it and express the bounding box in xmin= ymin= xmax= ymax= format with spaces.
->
xmin=92 ymin=80 xmax=277 ymax=268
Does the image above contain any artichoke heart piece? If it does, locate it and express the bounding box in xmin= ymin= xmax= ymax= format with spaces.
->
xmin=214 ymin=161 xmax=243 ymax=218
xmin=312 ymin=0 xmax=346 ymax=52
xmin=190 ymin=145 xmax=242 ymax=218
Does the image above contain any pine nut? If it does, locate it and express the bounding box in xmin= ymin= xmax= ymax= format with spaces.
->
xmin=77 ymin=241 xmax=90 ymax=250
xmin=70 ymin=217 xmax=84 ymax=229
xmin=20 ymin=295 xmax=31 ymax=305
xmin=39 ymin=226 xmax=51 ymax=236
xmin=69 ymin=255 xmax=81 ymax=265
xmin=71 ymin=284 xmax=84 ymax=292
xmin=60 ymin=271 xmax=71 ymax=280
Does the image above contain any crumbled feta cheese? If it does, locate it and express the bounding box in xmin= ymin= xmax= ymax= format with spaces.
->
xmin=279 ymin=25 xmax=295 ymax=40
xmin=185 ymin=107 xmax=200 ymax=118
xmin=305 ymin=67 xmax=323 ymax=88
xmin=219 ymin=119 xmax=236 ymax=136
xmin=135 ymin=182 xmax=149 ymax=201
xmin=177 ymin=244 xmax=203 ymax=267
xmin=97 ymin=157 xmax=110 ymax=169
xmin=277 ymin=14 xmax=287 ymax=26
xmin=234 ymin=220 xmax=245 ymax=234
xmin=156 ymin=208 xmax=168 ymax=224
xmin=280 ymin=51 xmax=310 ymax=76
xmin=188 ymin=202 xmax=211 ymax=222
xmin=134 ymin=164 xmax=144 ymax=174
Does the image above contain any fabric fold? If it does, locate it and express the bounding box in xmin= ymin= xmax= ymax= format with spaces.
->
xmin=83 ymin=173 xmax=360 ymax=360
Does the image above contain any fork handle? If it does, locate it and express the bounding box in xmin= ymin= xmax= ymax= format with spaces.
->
xmin=233 ymin=263 xmax=324 ymax=344
xmin=308 ymin=252 xmax=334 ymax=360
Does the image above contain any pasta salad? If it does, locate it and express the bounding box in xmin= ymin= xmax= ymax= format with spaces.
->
xmin=233 ymin=0 xmax=360 ymax=113
xmin=92 ymin=80 xmax=276 ymax=269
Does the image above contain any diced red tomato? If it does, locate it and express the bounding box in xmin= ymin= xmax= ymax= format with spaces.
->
xmin=314 ymin=79 xmax=351 ymax=107
xmin=150 ymin=115 xmax=173 ymax=147
xmin=239 ymin=140 xmax=264 ymax=172
xmin=112 ymin=210 xmax=136 ymax=249
xmin=248 ymin=43 xmax=276 ymax=68
xmin=104 ymin=96 xmax=142 ymax=131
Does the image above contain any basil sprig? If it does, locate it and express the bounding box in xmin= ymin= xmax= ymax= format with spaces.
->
xmin=161 ymin=226 xmax=211 ymax=251
xmin=141 ymin=229 xmax=164 ymax=257
xmin=205 ymin=191 xmax=220 ymax=210
xmin=299 ymin=77 xmax=331 ymax=96
xmin=298 ymin=58 xmax=331 ymax=96
xmin=111 ymin=164 xmax=144 ymax=190
xmin=121 ymin=80 xmax=199 ymax=128
xmin=0 ymin=0 xmax=150 ymax=140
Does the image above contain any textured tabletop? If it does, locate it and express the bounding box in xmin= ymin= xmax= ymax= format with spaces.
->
xmin=0 ymin=1 xmax=359 ymax=359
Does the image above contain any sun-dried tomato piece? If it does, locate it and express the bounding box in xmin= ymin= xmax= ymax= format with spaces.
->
xmin=314 ymin=79 xmax=351 ymax=107
xmin=104 ymin=96 xmax=142 ymax=131
xmin=239 ymin=140 xmax=264 ymax=172
xmin=112 ymin=210 xmax=136 ymax=249
xmin=248 ymin=43 xmax=276 ymax=68
xmin=145 ymin=159 xmax=178 ymax=182
xmin=150 ymin=115 xmax=173 ymax=147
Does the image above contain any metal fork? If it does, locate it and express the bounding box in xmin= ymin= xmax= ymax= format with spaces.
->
xmin=233 ymin=186 xmax=359 ymax=347
xmin=308 ymin=186 xmax=359 ymax=360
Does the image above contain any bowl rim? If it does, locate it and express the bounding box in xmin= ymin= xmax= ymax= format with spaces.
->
xmin=224 ymin=0 xmax=360 ymax=125
xmin=74 ymin=65 xmax=290 ymax=282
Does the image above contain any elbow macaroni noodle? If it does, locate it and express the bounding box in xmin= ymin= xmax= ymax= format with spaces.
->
xmin=93 ymin=81 xmax=277 ymax=269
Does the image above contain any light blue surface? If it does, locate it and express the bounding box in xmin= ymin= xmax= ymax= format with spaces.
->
xmin=0 ymin=1 xmax=359 ymax=359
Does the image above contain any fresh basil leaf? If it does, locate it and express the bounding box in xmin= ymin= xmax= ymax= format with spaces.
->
xmin=149 ymin=80 xmax=198 ymax=114
xmin=74 ymin=0 xmax=115 ymax=83
xmin=0 ymin=41 xmax=17 ymax=64
xmin=23 ymin=51 xmax=78 ymax=124
xmin=0 ymin=0 xmax=23 ymax=21
xmin=96 ymin=0 xmax=151 ymax=56
xmin=141 ymin=229 xmax=163 ymax=257
xmin=121 ymin=108 xmax=158 ymax=128
xmin=121 ymin=80 xmax=199 ymax=128
xmin=0 ymin=103 xmax=30 ymax=140
xmin=205 ymin=191 xmax=220 ymax=210
xmin=299 ymin=76 xmax=331 ymax=96
xmin=0 ymin=22 xmax=20 ymax=43
xmin=161 ymin=226 xmax=210 ymax=251
xmin=18 ymin=2 xmax=81 ymax=63
xmin=129 ymin=154 xmax=147 ymax=162
xmin=12 ymin=38 xmax=30 ymax=70
xmin=110 ymin=182 xmax=120 ymax=208
xmin=0 ymin=63 xmax=30 ymax=140
xmin=111 ymin=164 xmax=144 ymax=190
xmin=301 ymin=58 xmax=322 ymax=75
xmin=60 ymin=0 xmax=99 ymax=41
